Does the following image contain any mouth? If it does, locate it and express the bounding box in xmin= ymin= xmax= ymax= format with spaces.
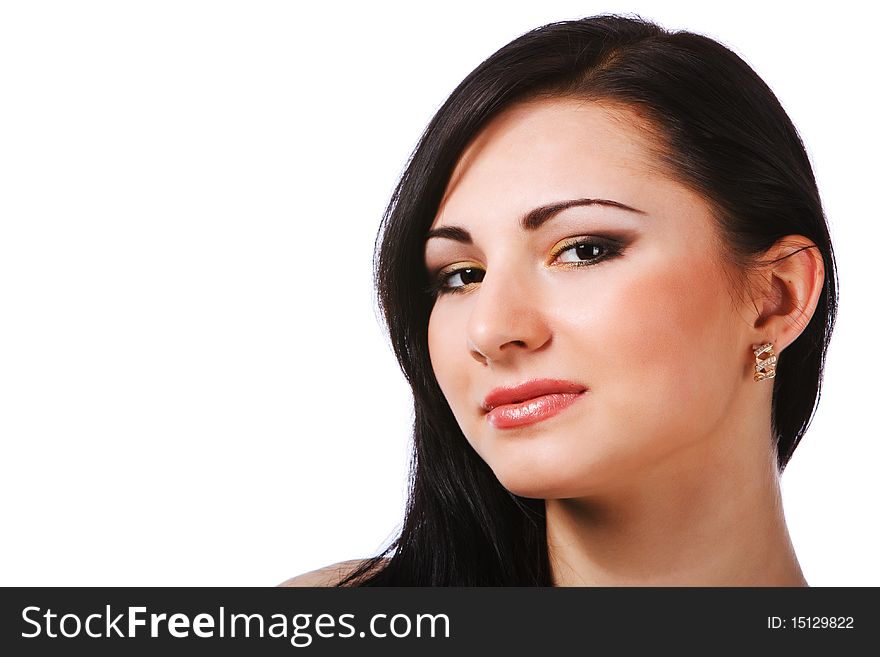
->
xmin=485 ymin=391 xmax=586 ymax=429
xmin=481 ymin=379 xmax=587 ymax=429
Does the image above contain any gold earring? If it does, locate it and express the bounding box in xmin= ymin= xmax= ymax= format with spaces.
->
xmin=752 ymin=342 xmax=777 ymax=382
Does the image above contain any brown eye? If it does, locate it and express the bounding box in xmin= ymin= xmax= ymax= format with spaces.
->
xmin=556 ymin=241 xmax=607 ymax=263
xmin=444 ymin=267 xmax=485 ymax=290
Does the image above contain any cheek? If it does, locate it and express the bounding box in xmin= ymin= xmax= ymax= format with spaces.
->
xmin=577 ymin=251 xmax=738 ymax=435
xmin=621 ymin=260 xmax=726 ymax=361
xmin=427 ymin=305 xmax=470 ymax=410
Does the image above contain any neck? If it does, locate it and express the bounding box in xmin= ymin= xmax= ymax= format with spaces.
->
xmin=545 ymin=430 xmax=806 ymax=587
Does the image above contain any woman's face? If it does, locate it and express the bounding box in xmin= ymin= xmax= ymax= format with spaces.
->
xmin=424 ymin=98 xmax=752 ymax=499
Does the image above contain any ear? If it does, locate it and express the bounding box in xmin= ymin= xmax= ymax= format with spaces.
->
xmin=750 ymin=235 xmax=825 ymax=353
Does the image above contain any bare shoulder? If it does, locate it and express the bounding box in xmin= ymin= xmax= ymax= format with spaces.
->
xmin=278 ymin=558 xmax=388 ymax=587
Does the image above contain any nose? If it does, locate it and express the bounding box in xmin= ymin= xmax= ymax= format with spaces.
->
xmin=466 ymin=266 xmax=552 ymax=365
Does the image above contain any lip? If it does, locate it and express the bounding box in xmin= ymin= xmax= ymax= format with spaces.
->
xmin=482 ymin=378 xmax=587 ymax=429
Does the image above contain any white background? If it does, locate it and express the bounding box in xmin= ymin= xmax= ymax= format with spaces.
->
xmin=1 ymin=1 xmax=877 ymax=586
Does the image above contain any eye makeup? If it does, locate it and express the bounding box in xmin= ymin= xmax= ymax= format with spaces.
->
xmin=423 ymin=234 xmax=627 ymax=298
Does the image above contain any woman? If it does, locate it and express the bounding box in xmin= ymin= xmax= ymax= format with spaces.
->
xmin=283 ymin=14 xmax=837 ymax=586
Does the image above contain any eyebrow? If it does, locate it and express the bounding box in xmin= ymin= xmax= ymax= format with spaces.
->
xmin=424 ymin=198 xmax=647 ymax=244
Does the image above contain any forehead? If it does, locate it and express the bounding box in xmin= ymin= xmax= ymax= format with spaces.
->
xmin=433 ymin=98 xmax=672 ymax=227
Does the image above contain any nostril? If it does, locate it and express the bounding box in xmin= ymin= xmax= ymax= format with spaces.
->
xmin=468 ymin=343 xmax=490 ymax=365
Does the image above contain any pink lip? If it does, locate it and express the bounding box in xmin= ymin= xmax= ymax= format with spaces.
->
xmin=482 ymin=379 xmax=587 ymax=429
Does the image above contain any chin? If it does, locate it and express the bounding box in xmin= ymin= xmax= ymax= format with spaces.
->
xmin=491 ymin=464 xmax=590 ymax=500
xmin=499 ymin=478 xmax=593 ymax=500
xmin=485 ymin=444 xmax=625 ymax=500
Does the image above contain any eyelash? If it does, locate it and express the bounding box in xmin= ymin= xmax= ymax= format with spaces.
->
xmin=424 ymin=237 xmax=624 ymax=298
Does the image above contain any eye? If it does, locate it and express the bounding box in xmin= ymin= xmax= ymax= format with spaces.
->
xmin=551 ymin=238 xmax=620 ymax=266
xmin=424 ymin=237 xmax=623 ymax=298
xmin=425 ymin=266 xmax=486 ymax=297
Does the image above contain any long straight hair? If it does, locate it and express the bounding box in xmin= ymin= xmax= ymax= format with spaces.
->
xmin=338 ymin=14 xmax=838 ymax=586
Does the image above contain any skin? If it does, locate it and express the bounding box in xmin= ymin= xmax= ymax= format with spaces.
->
xmin=422 ymin=97 xmax=825 ymax=586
